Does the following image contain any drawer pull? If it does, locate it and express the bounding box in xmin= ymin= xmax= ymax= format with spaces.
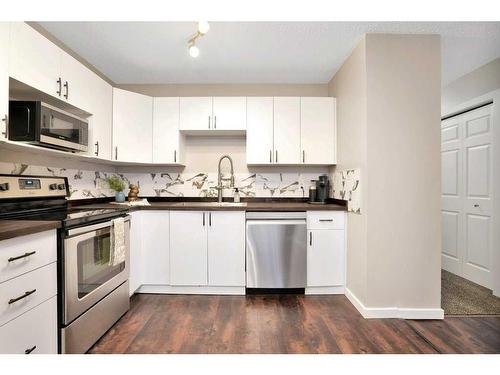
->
xmin=25 ymin=345 xmax=36 ymax=354
xmin=8 ymin=251 xmax=36 ymax=262
xmin=8 ymin=289 xmax=37 ymax=305
xmin=319 ymin=219 xmax=333 ymax=222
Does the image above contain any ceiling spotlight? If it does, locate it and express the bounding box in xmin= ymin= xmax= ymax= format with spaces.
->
xmin=189 ymin=44 xmax=200 ymax=58
xmin=198 ymin=21 xmax=210 ymax=35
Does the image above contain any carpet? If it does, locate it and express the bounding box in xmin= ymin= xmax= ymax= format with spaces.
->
xmin=442 ymin=270 xmax=500 ymax=316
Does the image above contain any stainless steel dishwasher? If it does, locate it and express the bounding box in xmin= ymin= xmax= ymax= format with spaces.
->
xmin=246 ymin=212 xmax=307 ymax=288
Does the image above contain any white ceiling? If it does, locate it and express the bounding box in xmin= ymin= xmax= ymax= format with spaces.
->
xmin=38 ymin=22 xmax=500 ymax=86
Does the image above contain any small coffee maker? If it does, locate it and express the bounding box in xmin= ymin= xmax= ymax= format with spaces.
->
xmin=308 ymin=174 xmax=330 ymax=204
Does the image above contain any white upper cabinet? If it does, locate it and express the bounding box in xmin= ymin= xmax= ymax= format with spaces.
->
xmin=0 ymin=23 xmax=9 ymax=140
xmin=179 ymin=97 xmax=213 ymax=131
xmin=60 ymin=51 xmax=94 ymax=112
xmin=212 ymin=97 xmax=246 ymax=131
xmin=246 ymin=97 xmax=274 ymax=164
xmin=179 ymin=96 xmax=246 ymax=133
xmin=273 ymin=97 xmax=301 ymax=164
xmin=9 ymin=23 xmax=62 ymax=100
xmin=207 ymin=211 xmax=245 ymax=286
xmin=87 ymin=77 xmax=113 ymax=160
xmin=153 ymin=97 xmax=184 ymax=164
xmin=112 ymin=88 xmax=153 ymax=163
xmin=300 ymin=97 xmax=336 ymax=164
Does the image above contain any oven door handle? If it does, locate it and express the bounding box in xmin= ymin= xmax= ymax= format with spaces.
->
xmin=67 ymin=216 xmax=130 ymax=237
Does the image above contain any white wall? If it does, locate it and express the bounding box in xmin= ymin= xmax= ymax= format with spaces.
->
xmin=328 ymin=33 xmax=442 ymax=316
xmin=442 ymin=57 xmax=500 ymax=115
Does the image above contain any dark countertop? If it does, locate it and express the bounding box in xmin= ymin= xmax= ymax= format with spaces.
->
xmin=75 ymin=201 xmax=347 ymax=212
xmin=0 ymin=220 xmax=61 ymax=242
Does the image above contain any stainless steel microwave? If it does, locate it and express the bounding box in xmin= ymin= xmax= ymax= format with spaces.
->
xmin=8 ymin=101 xmax=88 ymax=152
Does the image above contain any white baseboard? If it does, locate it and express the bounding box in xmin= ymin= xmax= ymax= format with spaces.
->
xmin=305 ymin=286 xmax=345 ymax=295
xmin=136 ymin=285 xmax=245 ymax=295
xmin=345 ymin=288 xmax=444 ymax=320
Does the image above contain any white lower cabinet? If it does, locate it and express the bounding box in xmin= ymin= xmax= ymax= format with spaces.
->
xmin=306 ymin=211 xmax=346 ymax=293
xmin=0 ymin=296 xmax=57 ymax=354
xmin=141 ymin=212 xmax=170 ymax=285
xmin=208 ymin=211 xmax=245 ymax=286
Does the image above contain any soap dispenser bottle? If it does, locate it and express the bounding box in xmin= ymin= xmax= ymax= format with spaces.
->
xmin=233 ymin=188 xmax=240 ymax=203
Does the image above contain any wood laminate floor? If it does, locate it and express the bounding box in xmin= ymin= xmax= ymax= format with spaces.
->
xmin=89 ymin=294 xmax=500 ymax=354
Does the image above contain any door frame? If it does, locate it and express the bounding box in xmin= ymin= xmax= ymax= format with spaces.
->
xmin=442 ymin=89 xmax=500 ymax=297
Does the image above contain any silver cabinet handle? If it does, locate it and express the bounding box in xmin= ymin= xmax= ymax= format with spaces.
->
xmin=94 ymin=141 xmax=99 ymax=156
xmin=214 ymin=116 xmax=217 ymax=129
xmin=209 ymin=212 xmax=212 ymax=226
xmin=115 ymin=146 xmax=118 ymax=160
xmin=8 ymin=251 xmax=36 ymax=262
xmin=208 ymin=116 xmax=211 ymax=129
xmin=1 ymin=114 xmax=8 ymax=138
xmin=275 ymin=150 xmax=278 ymax=163
xmin=56 ymin=77 xmax=62 ymax=96
xmin=474 ymin=204 xmax=479 ymax=207
xmin=302 ymin=150 xmax=305 ymax=163
xmin=174 ymin=150 xmax=177 ymax=163
xmin=64 ymin=81 xmax=69 ymax=99
xmin=202 ymin=212 xmax=205 ymax=226
xmin=309 ymin=232 xmax=312 ymax=246
xmin=269 ymin=150 xmax=272 ymax=163
xmin=319 ymin=219 xmax=333 ymax=222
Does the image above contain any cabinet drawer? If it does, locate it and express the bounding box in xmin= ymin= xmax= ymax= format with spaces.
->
xmin=0 ymin=296 xmax=57 ymax=354
xmin=0 ymin=262 xmax=57 ymax=326
xmin=307 ymin=211 xmax=345 ymax=230
xmin=0 ymin=230 xmax=57 ymax=283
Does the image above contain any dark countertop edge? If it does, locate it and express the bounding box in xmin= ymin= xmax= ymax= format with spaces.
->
xmin=0 ymin=220 xmax=61 ymax=242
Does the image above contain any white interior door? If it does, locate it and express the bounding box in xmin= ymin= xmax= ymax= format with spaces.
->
xmin=246 ymin=97 xmax=274 ymax=164
xmin=441 ymin=104 xmax=493 ymax=289
xmin=273 ymin=97 xmax=301 ymax=164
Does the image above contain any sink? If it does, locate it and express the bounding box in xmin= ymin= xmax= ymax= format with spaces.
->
xmin=170 ymin=202 xmax=247 ymax=207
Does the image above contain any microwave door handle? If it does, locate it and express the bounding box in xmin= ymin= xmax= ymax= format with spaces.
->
xmin=26 ymin=107 xmax=31 ymax=134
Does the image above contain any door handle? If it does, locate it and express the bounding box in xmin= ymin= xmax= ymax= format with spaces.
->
xmin=209 ymin=212 xmax=212 ymax=226
xmin=8 ymin=289 xmax=36 ymax=305
xmin=275 ymin=150 xmax=278 ymax=163
xmin=214 ymin=116 xmax=217 ymax=129
xmin=56 ymin=77 xmax=62 ymax=96
xmin=174 ymin=150 xmax=177 ymax=163
xmin=94 ymin=141 xmax=99 ymax=156
xmin=115 ymin=146 xmax=118 ymax=160
xmin=302 ymin=150 xmax=305 ymax=163
xmin=309 ymin=232 xmax=312 ymax=246
xmin=8 ymin=251 xmax=36 ymax=262
xmin=202 ymin=212 xmax=205 ymax=226
xmin=269 ymin=150 xmax=272 ymax=163
xmin=1 ymin=114 xmax=8 ymax=138
xmin=24 ymin=345 xmax=36 ymax=354
xmin=208 ymin=116 xmax=211 ymax=129
xmin=63 ymin=81 xmax=69 ymax=99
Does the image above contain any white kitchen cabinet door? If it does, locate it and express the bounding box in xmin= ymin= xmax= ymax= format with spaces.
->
xmin=300 ymin=97 xmax=336 ymax=164
xmin=307 ymin=230 xmax=345 ymax=287
xmin=207 ymin=211 xmax=245 ymax=286
xmin=212 ymin=97 xmax=246 ymax=130
xmin=273 ymin=97 xmax=301 ymax=164
xmin=60 ymin=51 xmax=94 ymax=111
xmin=179 ymin=97 xmax=213 ymax=131
xmin=9 ymin=23 xmax=62 ymax=100
xmin=129 ymin=212 xmax=143 ymax=296
xmin=112 ymin=88 xmax=153 ymax=163
xmin=246 ymin=97 xmax=274 ymax=164
xmin=141 ymin=212 xmax=170 ymax=285
xmin=87 ymin=77 xmax=113 ymax=160
xmin=153 ymin=97 xmax=184 ymax=163
xmin=0 ymin=23 xmax=9 ymax=140
xmin=170 ymin=211 xmax=208 ymax=286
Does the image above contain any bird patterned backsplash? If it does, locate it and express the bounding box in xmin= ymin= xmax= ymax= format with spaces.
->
xmin=0 ymin=162 xmax=361 ymax=212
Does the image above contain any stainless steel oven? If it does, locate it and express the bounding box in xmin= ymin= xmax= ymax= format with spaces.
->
xmin=61 ymin=217 xmax=130 ymax=353
xmin=8 ymin=101 xmax=88 ymax=152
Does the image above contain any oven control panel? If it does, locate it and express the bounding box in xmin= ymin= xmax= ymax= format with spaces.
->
xmin=0 ymin=175 xmax=69 ymax=199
